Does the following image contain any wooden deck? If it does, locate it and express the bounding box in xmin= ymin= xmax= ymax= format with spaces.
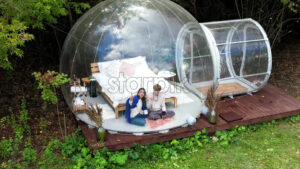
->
xmin=80 ymin=84 xmax=300 ymax=151
xmin=197 ymin=82 xmax=249 ymax=96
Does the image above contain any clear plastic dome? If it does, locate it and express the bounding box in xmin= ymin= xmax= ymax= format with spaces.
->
xmin=60 ymin=0 xmax=211 ymax=108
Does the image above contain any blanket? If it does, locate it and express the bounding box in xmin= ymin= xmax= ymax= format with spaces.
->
xmin=146 ymin=118 xmax=173 ymax=129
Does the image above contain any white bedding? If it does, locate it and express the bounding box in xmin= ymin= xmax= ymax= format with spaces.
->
xmin=92 ymin=56 xmax=192 ymax=107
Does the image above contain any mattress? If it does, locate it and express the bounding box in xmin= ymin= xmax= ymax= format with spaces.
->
xmin=92 ymin=56 xmax=192 ymax=107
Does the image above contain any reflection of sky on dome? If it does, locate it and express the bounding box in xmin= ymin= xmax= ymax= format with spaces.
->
xmin=93 ymin=3 xmax=179 ymax=70
xmin=60 ymin=0 xmax=205 ymax=81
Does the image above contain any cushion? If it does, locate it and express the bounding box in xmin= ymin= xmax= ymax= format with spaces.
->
xmin=104 ymin=62 xmax=120 ymax=77
xmin=98 ymin=60 xmax=121 ymax=77
xmin=97 ymin=56 xmax=147 ymax=77
xmin=119 ymin=62 xmax=136 ymax=77
xmin=121 ymin=56 xmax=146 ymax=65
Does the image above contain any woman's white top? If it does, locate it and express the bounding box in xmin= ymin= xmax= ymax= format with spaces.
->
xmin=129 ymin=99 xmax=148 ymax=118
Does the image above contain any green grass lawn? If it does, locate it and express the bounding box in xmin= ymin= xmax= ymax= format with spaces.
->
xmin=124 ymin=121 xmax=300 ymax=169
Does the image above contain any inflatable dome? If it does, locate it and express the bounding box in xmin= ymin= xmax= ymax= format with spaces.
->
xmin=60 ymin=0 xmax=212 ymax=107
xmin=60 ymin=0 xmax=272 ymax=134
xmin=60 ymin=0 xmax=208 ymax=133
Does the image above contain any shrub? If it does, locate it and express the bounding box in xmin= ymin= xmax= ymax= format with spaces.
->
xmin=32 ymin=71 xmax=70 ymax=104
xmin=0 ymin=138 xmax=13 ymax=159
xmin=60 ymin=130 xmax=86 ymax=158
xmin=109 ymin=153 xmax=128 ymax=166
xmin=22 ymin=142 xmax=37 ymax=166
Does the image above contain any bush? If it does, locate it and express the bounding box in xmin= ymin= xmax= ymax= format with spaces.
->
xmin=38 ymin=139 xmax=62 ymax=167
xmin=32 ymin=71 xmax=70 ymax=104
xmin=0 ymin=138 xmax=13 ymax=159
xmin=22 ymin=147 xmax=37 ymax=166
xmin=60 ymin=129 xmax=86 ymax=158
xmin=109 ymin=153 xmax=128 ymax=166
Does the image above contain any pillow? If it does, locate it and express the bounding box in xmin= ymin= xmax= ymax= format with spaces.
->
xmin=103 ymin=62 xmax=120 ymax=77
xmin=98 ymin=60 xmax=116 ymax=70
xmin=98 ymin=60 xmax=121 ymax=77
xmin=96 ymin=56 xmax=148 ymax=77
xmin=119 ymin=62 xmax=136 ymax=77
xmin=120 ymin=56 xmax=146 ymax=65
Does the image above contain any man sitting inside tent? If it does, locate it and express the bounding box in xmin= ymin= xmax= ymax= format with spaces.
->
xmin=147 ymin=84 xmax=175 ymax=120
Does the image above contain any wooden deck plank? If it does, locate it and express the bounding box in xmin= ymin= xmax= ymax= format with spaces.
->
xmin=197 ymin=82 xmax=249 ymax=96
xmin=80 ymin=84 xmax=300 ymax=151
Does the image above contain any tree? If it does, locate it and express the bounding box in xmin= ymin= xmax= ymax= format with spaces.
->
xmin=281 ymin=0 xmax=300 ymax=13
xmin=0 ymin=0 xmax=90 ymax=70
xmin=0 ymin=19 xmax=34 ymax=70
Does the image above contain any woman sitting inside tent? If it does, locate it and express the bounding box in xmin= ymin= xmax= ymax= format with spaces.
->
xmin=125 ymin=88 xmax=148 ymax=126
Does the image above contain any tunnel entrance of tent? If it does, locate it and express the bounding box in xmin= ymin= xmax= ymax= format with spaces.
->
xmin=176 ymin=19 xmax=272 ymax=99
xmin=176 ymin=22 xmax=216 ymax=100
xmin=201 ymin=19 xmax=272 ymax=97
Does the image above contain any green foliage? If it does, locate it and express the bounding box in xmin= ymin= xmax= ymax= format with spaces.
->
xmin=38 ymin=128 xmax=108 ymax=169
xmin=1 ymin=162 xmax=7 ymax=168
xmin=297 ymin=96 xmax=300 ymax=100
xmin=0 ymin=115 xmax=26 ymax=168
xmin=22 ymin=140 xmax=37 ymax=166
xmin=72 ymin=147 xmax=107 ymax=169
xmin=68 ymin=2 xmax=91 ymax=15
xmin=281 ymin=0 xmax=300 ymax=12
xmin=288 ymin=114 xmax=300 ymax=123
xmin=0 ymin=138 xmax=13 ymax=159
xmin=2 ymin=0 xmax=66 ymax=29
xmin=0 ymin=0 xmax=90 ymax=70
xmin=39 ymin=117 xmax=47 ymax=131
xmin=20 ymin=98 xmax=30 ymax=134
xmin=60 ymin=128 xmax=86 ymax=158
xmin=93 ymin=151 xmax=108 ymax=168
xmin=109 ymin=129 xmax=210 ymax=165
xmin=3 ymin=114 xmax=300 ymax=168
xmin=11 ymin=119 xmax=24 ymax=158
xmin=5 ymin=100 xmax=32 ymax=163
xmin=0 ymin=19 xmax=34 ymax=70
xmin=109 ymin=153 xmax=128 ymax=166
xmin=38 ymin=139 xmax=62 ymax=167
xmin=214 ymin=126 xmax=246 ymax=147
xmin=0 ymin=116 xmax=8 ymax=129
xmin=33 ymin=70 xmax=70 ymax=104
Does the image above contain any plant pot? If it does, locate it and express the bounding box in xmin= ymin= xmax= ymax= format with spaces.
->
xmin=208 ymin=109 xmax=218 ymax=124
xmin=97 ymin=127 xmax=106 ymax=143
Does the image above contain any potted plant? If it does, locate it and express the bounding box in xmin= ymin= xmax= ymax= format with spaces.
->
xmin=85 ymin=105 xmax=105 ymax=143
xmin=205 ymin=85 xmax=222 ymax=124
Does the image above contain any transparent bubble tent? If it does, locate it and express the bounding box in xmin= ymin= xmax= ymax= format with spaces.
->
xmin=60 ymin=0 xmax=272 ymax=133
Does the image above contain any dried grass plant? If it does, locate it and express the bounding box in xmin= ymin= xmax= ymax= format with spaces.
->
xmin=205 ymin=85 xmax=222 ymax=111
xmin=85 ymin=105 xmax=103 ymax=127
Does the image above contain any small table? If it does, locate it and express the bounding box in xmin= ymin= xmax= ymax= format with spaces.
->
xmin=157 ymin=71 xmax=176 ymax=83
